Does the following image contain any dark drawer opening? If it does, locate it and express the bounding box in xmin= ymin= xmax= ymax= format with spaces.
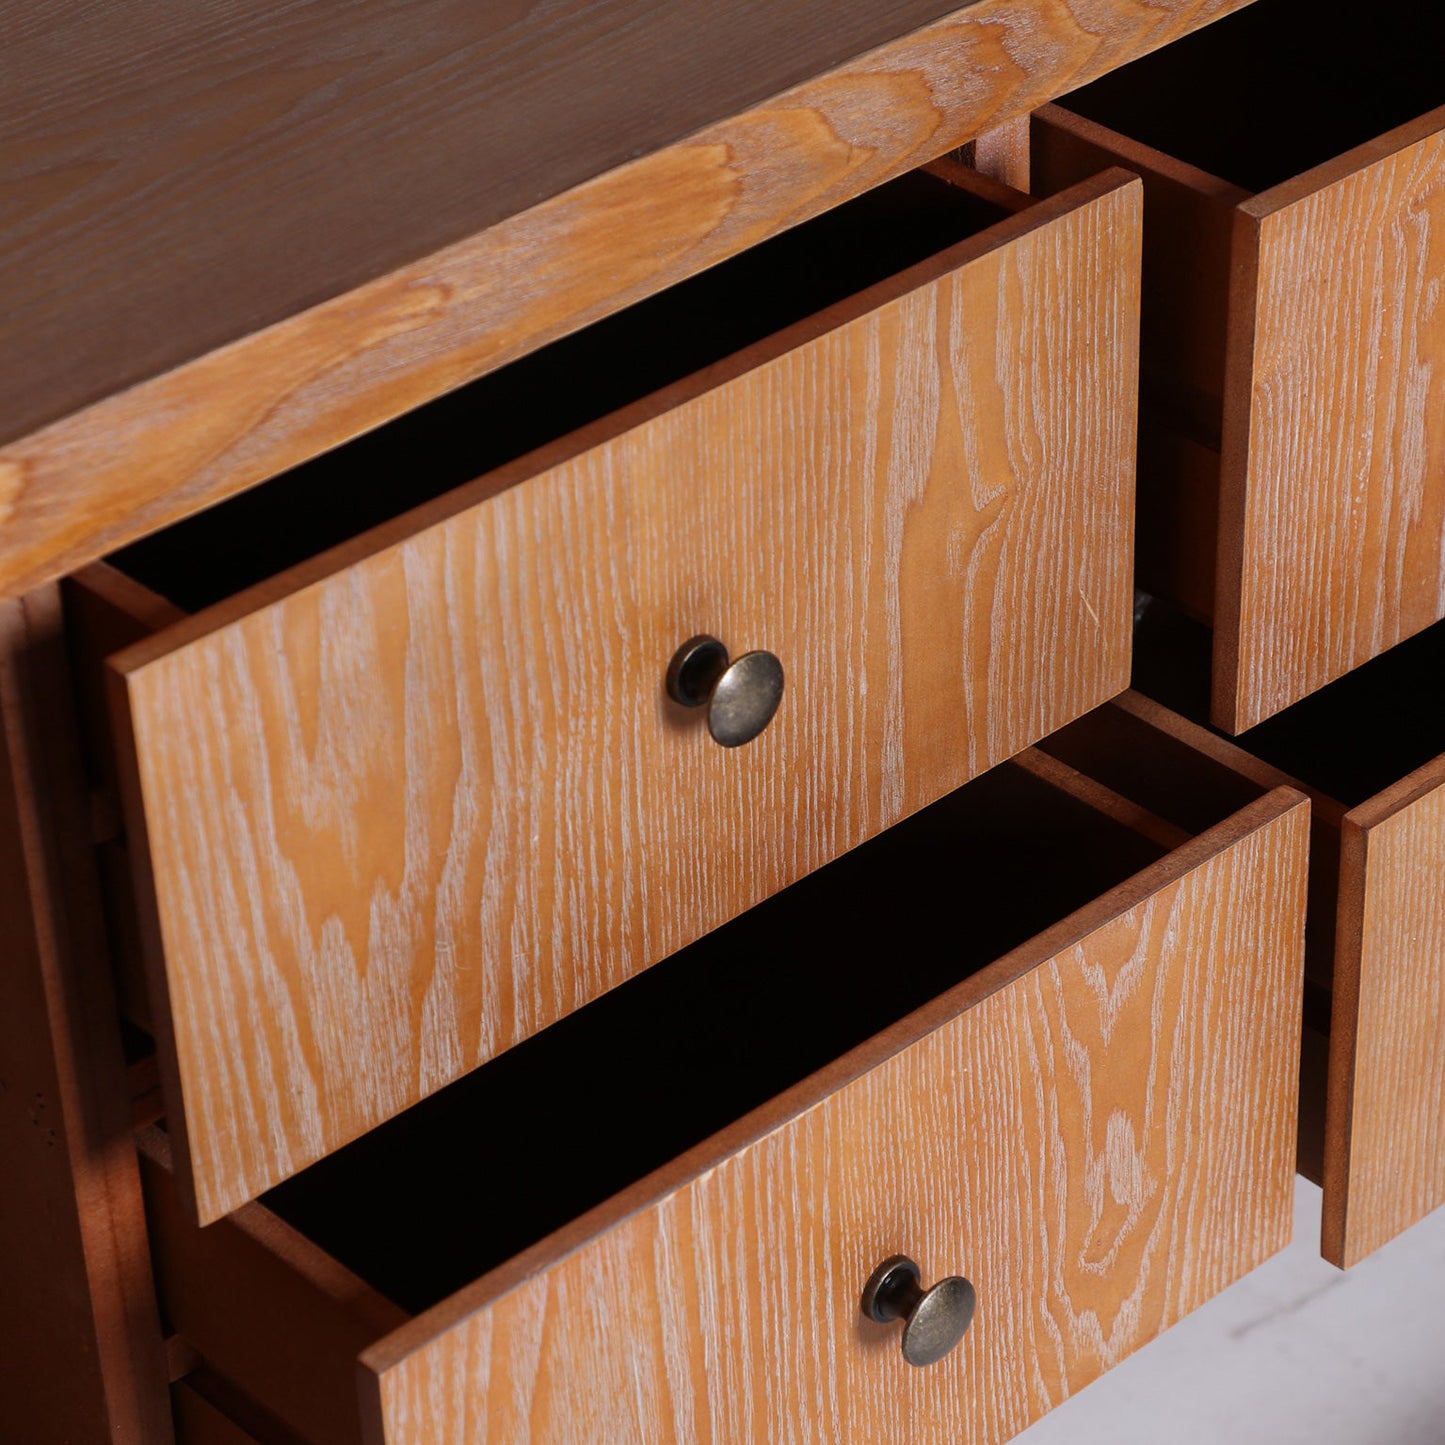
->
xmin=1134 ymin=597 xmax=1445 ymax=810
xmin=104 ymin=167 xmax=1015 ymax=616
xmin=1057 ymin=0 xmax=1445 ymax=194
xmin=258 ymin=756 xmax=1166 ymax=1316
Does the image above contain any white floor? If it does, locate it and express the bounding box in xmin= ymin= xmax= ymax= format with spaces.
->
xmin=1015 ymin=1178 xmax=1445 ymax=1444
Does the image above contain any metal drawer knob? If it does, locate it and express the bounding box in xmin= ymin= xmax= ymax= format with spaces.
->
xmin=862 ymin=1254 xmax=976 ymax=1368
xmin=665 ymin=634 xmax=784 ymax=748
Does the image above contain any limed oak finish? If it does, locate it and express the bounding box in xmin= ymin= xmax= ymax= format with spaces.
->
xmin=2 ymin=3 xmax=1349 ymax=1439
xmin=1046 ymin=673 xmax=1445 ymax=1268
xmin=0 ymin=0 xmax=1255 ymax=598
xmin=138 ymin=758 xmax=1308 ymax=1445
xmin=96 ymin=171 xmax=1141 ymax=1223
xmin=1035 ymin=1 xmax=1445 ymax=730
xmin=1332 ymin=762 xmax=1445 ymax=1265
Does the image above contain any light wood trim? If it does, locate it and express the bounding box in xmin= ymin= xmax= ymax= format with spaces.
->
xmin=1214 ymin=105 xmax=1445 ymax=731
xmin=107 ymin=174 xmax=1140 ymax=1223
xmin=1323 ymin=752 xmax=1445 ymax=1267
xmin=0 ymin=0 xmax=1256 ymax=599
xmin=359 ymin=789 xmax=1307 ymax=1442
xmin=0 ymin=588 xmax=172 ymax=1443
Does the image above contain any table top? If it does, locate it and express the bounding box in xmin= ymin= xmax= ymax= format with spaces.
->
xmin=0 ymin=0 xmax=1255 ymax=597
xmin=3 ymin=0 xmax=969 ymax=448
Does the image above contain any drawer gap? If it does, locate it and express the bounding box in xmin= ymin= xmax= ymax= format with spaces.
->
xmin=257 ymin=756 xmax=1170 ymax=1316
xmin=103 ymin=170 xmax=1017 ymax=617
xmin=1055 ymin=0 xmax=1445 ymax=195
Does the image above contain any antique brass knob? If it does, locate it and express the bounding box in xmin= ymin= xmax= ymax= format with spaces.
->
xmin=665 ymin=634 xmax=784 ymax=747
xmin=862 ymin=1254 xmax=976 ymax=1368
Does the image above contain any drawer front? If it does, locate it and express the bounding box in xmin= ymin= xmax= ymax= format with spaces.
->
xmin=1217 ymin=108 xmax=1445 ymax=730
xmin=360 ymin=792 xmax=1306 ymax=1445
xmin=110 ymin=172 xmax=1141 ymax=1222
xmin=1325 ymin=755 xmax=1445 ymax=1266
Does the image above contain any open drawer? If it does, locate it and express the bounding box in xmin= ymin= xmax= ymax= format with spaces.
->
xmin=1048 ymin=632 xmax=1445 ymax=1268
xmin=1033 ymin=0 xmax=1445 ymax=732
xmin=64 ymin=163 xmax=1141 ymax=1222
xmin=139 ymin=748 xmax=1307 ymax=1444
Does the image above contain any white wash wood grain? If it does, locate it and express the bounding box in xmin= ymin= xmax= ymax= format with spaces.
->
xmin=360 ymin=794 xmax=1307 ymax=1444
xmin=0 ymin=0 xmax=1251 ymax=598
xmin=111 ymin=175 xmax=1140 ymax=1222
xmin=1326 ymin=759 xmax=1445 ymax=1266
xmin=1218 ymin=112 xmax=1445 ymax=730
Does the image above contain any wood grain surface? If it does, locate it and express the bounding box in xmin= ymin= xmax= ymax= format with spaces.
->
xmin=0 ymin=0 xmax=1251 ymax=598
xmin=0 ymin=588 xmax=172 ymax=1443
xmin=1216 ymin=106 xmax=1445 ymax=731
xmin=1324 ymin=754 xmax=1445 ymax=1267
xmin=107 ymin=172 xmax=1141 ymax=1223
xmin=360 ymin=790 xmax=1307 ymax=1445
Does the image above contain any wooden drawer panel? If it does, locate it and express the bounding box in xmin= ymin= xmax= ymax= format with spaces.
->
xmin=1335 ymin=763 xmax=1445 ymax=1264
xmin=140 ymin=754 xmax=1307 ymax=1444
xmin=82 ymin=166 xmax=1140 ymax=1222
xmin=1050 ymin=655 xmax=1445 ymax=1267
xmin=1034 ymin=0 xmax=1445 ymax=731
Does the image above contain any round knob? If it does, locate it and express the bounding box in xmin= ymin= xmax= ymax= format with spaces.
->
xmin=665 ymin=634 xmax=784 ymax=748
xmin=861 ymin=1254 xmax=976 ymax=1368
